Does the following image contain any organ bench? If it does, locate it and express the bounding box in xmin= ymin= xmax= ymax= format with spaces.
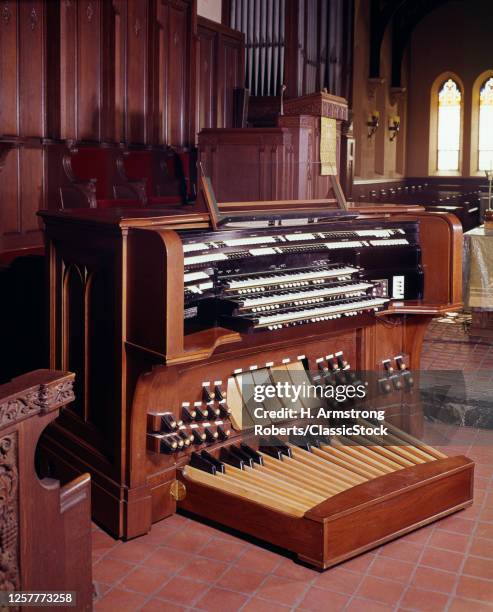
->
xmin=38 ymin=199 xmax=473 ymax=569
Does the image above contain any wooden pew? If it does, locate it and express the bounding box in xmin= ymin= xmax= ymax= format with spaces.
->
xmin=0 ymin=370 xmax=92 ymax=608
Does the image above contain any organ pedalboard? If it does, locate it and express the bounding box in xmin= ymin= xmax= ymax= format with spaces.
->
xmin=146 ymin=351 xmax=474 ymax=569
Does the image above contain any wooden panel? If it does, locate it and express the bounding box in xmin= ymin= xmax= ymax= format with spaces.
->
xmin=60 ymin=0 xmax=77 ymax=139
xmin=197 ymin=24 xmax=216 ymax=131
xmin=77 ymin=0 xmax=102 ymax=141
xmin=166 ymin=0 xmax=190 ymax=146
xmin=218 ymin=36 xmax=241 ymax=127
xmin=19 ymin=0 xmax=45 ymax=137
xmin=0 ymin=1 xmax=19 ymax=136
xmin=126 ymin=0 xmax=149 ymax=144
xmin=0 ymin=149 xmax=20 ymax=237
xmin=20 ymin=147 xmax=44 ymax=233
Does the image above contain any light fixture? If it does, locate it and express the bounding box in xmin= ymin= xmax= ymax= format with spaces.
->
xmin=367 ymin=111 xmax=380 ymax=138
xmin=388 ymin=115 xmax=400 ymax=141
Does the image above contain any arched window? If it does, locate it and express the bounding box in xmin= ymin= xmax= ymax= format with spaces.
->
xmin=478 ymin=77 xmax=493 ymax=171
xmin=437 ymin=79 xmax=462 ymax=171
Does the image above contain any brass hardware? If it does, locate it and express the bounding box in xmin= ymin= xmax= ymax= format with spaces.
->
xmin=170 ymin=480 xmax=186 ymax=502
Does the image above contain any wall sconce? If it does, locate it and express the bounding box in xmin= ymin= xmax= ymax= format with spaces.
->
xmin=388 ymin=115 xmax=400 ymax=141
xmin=367 ymin=111 xmax=380 ymax=138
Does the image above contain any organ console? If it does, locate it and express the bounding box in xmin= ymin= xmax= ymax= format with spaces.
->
xmin=38 ymin=171 xmax=472 ymax=569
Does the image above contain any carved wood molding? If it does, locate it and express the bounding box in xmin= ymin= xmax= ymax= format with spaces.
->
xmin=0 ymin=376 xmax=75 ymax=428
xmin=368 ymin=77 xmax=386 ymax=100
xmin=0 ymin=432 xmax=19 ymax=592
xmin=1 ymin=1 xmax=11 ymax=26
xmin=29 ymin=6 xmax=38 ymax=31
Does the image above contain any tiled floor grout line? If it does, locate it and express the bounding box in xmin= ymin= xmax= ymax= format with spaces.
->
xmin=443 ymin=431 xmax=490 ymax=612
xmin=92 ymin=520 xmax=191 ymax=597
xmin=190 ymin=543 xmax=286 ymax=611
xmin=95 ymin=520 xmax=212 ymax=608
xmin=129 ymin=531 xmax=221 ymax=611
xmin=342 ymin=550 xmax=380 ymax=610
xmin=391 ymin=523 xmax=437 ymax=611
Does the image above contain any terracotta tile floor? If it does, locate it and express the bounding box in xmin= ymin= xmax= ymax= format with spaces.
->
xmin=93 ymin=317 xmax=493 ymax=611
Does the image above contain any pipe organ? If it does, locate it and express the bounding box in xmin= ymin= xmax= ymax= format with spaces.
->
xmin=39 ymin=199 xmax=473 ymax=569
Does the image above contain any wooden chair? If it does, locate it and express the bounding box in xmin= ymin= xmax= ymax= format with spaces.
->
xmin=0 ymin=370 xmax=92 ymax=609
xmin=122 ymin=148 xmax=195 ymax=207
xmin=54 ymin=142 xmax=146 ymax=209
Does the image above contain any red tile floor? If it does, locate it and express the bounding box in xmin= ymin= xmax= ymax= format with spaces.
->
xmin=93 ymin=317 xmax=493 ymax=612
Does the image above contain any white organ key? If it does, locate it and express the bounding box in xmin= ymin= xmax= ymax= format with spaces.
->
xmin=369 ymin=239 xmax=409 ymax=246
xmin=284 ymin=233 xmax=317 ymax=241
xmin=355 ymin=229 xmax=393 ymax=237
xmin=184 ymin=253 xmax=228 ymax=265
xmin=249 ymin=247 xmax=277 ymax=256
xmin=256 ymin=297 xmax=389 ymax=327
xmin=223 ymin=236 xmax=277 ymax=246
xmin=226 ymin=266 xmax=359 ymax=289
xmin=184 ymin=271 xmax=210 ymax=283
xmin=324 ymin=241 xmax=363 ymax=249
xmin=183 ymin=242 xmax=209 ymax=253
xmin=241 ymin=283 xmax=373 ymax=307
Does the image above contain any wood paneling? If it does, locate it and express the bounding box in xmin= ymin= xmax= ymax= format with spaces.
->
xmin=0 ymin=0 xmax=244 ymax=255
xmin=196 ymin=17 xmax=245 ymax=136
xmin=125 ymin=0 xmax=150 ymax=144
xmin=0 ymin=2 xmax=19 ymax=136
xmin=197 ymin=23 xmax=216 ymax=130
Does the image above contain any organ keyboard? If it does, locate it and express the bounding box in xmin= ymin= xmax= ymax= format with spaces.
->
xmin=39 ymin=197 xmax=470 ymax=568
xmin=182 ymin=220 xmax=423 ymax=332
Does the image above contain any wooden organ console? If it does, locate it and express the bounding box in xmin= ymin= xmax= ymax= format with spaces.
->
xmin=38 ymin=187 xmax=473 ymax=569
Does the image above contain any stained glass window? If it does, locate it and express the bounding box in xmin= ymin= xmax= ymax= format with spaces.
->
xmin=479 ymin=77 xmax=493 ymax=171
xmin=437 ymin=79 xmax=462 ymax=171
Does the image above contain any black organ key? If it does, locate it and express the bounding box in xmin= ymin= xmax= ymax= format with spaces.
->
xmin=229 ymin=446 xmax=254 ymax=468
xmin=259 ymin=444 xmax=284 ymax=460
xmin=190 ymin=451 xmax=217 ymax=474
xmin=239 ymin=444 xmax=263 ymax=465
xmin=200 ymin=450 xmax=225 ymax=474
xmin=219 ymin=448 xmax=244 ymax=470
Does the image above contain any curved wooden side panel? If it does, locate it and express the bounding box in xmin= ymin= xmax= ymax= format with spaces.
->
xmin=356 ymin=209 xmax=463 ymax=308
xmin=126 ymin=228 xmax=185 ymax=359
